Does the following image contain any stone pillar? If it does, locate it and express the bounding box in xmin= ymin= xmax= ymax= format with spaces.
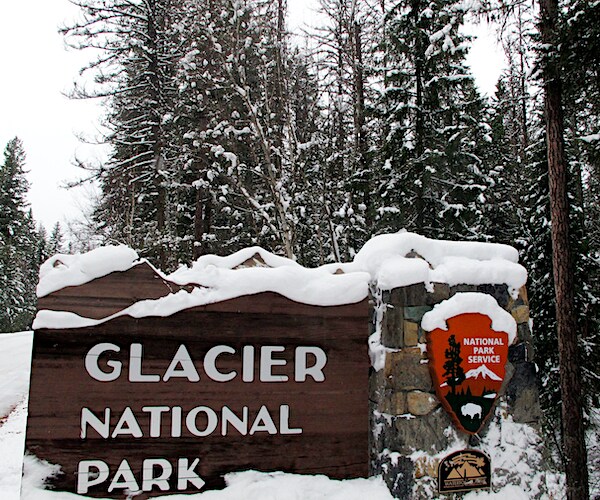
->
xmin=369 ymin=282 xmax=544 ymax=498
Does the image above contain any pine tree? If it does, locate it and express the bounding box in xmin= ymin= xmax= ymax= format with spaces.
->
xmin=47 ymin=222 xmax=66 ymax=256
xmin=63 ymin=0 xmax=182 ymax=270
xmin=443 ymin=334 xmax=465 ymax=396
xmin=378 ymin=0 xmax=492 ymax=240
xmin=0 ymin=138 xmax=39 ymax=332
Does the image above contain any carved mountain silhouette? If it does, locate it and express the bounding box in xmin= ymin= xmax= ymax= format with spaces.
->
xmin=464 ymin=364 xmax=502 ymax=381
xmin=440 ymin=364 xmax=501 ymax=388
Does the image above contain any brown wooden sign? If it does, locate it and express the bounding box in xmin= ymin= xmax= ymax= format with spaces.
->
xmin=26 ymin=270 xmax=369 ymax=498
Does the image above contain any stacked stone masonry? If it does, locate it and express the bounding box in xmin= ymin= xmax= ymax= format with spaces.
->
xmin=369 ymin=282 xmax=543 ymax=498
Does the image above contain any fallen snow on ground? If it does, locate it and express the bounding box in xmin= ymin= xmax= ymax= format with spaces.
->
xmin=0 ymin=400 xmax=28 ymax=498
xmin=0 ymin=331 xmax=32 ymax=499
xmin=0 ymin=331 xmax=33 ymax=418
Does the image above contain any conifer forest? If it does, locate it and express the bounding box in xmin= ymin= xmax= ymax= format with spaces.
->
xmin=0 ymin=0 xmax=598 ymax=496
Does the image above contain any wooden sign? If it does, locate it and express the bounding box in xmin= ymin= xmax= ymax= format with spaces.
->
xmin=426 ymin=313 xmax=510 ymax=434
xmin=26 ymin=271 xmax=369 ymax=497
xmin=438 ymin=449 xmax=491 ymax=493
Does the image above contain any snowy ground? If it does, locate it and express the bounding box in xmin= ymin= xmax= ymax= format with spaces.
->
xmin=0 ymin=331 xmax=596 ymax=499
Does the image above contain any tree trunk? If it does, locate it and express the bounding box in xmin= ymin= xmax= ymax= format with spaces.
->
xmin=517 ymin=4 xmax=529 ymax=154
xmin=148 ymin=3 xmax=167 ymax=269
xmin=412 ymin=0 xmax=425 ymax=229
xmin=539 ymin=1 xmax=589 ymax=498
xmin=352 ymin=20 xmax=371 ymax=226
xmin=193 ymin=184 xmax=207 ymax=260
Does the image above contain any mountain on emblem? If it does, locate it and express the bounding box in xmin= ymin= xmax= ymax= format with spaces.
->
xmin=421 ymin=293 xmax=517 ymax=435
xmin=465 ymin=364 xmax=502 ymax=381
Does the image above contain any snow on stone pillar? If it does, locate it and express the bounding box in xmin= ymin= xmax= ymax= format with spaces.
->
xmin=361 ymin=234 xmax=549 ymax=498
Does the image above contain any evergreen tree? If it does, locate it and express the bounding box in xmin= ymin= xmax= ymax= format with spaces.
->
xmin=443 ymin=334 xmax=465 ymax=395
xmin=47 ymin=222 xmax=66 ymax=256
xmin=63 ymin=0 xmax=182 ymax=270
xmin=309 ymin=0 xmax=382 ymax=261
xmin=378 ymin=0 xmax=492 ymax=240
xmin=0 ymin=138 xmax=39 ymax=332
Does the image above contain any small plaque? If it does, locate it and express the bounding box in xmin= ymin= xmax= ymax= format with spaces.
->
xmin=438 ymin=449 xmax=491 ymax=493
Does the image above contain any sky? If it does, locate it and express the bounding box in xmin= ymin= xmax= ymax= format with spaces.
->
xmin=0 ymin=1 xmax=504 ymax=233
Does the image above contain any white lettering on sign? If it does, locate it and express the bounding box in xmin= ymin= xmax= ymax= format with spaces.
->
xmin=295 ymin=346 xmax=327 ymax=382
xmin=81 ymin=404 xmax=303 ymax=439
xmin=163 ymin=345 xmax=200 ymax=382
xmin=463 ymin=336 xmax=505 ymax=365
xmin=129 ymin=344 xmax=160 ymax=382
xmin=467 ymin=355 xmax=501 ymax=364
xmin=260 ymin=346 xmax=288 ymax=382
xmin=462 ymin=337 xmax=504 ymax=346
xmin=84 ymin=343 xmax=328 ymax=383
xmin=84 ymin=343 xmax=121 ymax=382
xmin=203 ymin=345 xmax=236 ymax=382
xmin=142 ymin=458 xmax=172 ymax=491
xmin=186 ymin=406 xmax=219 ymax=437
xmin=77 ymin=460 xmax=110 ymax=493
xmin=79 ymin=342 xmax=322 ymax=494
xmin=108 ymin=459 xmax=139 ymax=492
xmin=77 ymin=458 xmax=205 ymax=494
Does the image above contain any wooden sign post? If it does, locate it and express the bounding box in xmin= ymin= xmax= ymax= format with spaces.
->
xmin=25 ymin=265 xmax=369 ymax=498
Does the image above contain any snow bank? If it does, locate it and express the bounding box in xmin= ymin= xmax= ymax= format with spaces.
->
xmin=19 ymin=463 xmax=394 ymax=500
xmin=421 ymin=292 xmax=517 ymax=344
xmin=354 ymin=232 xmax=526 ymax=293
xmin=0 ymin=401 xmax=29 ymax=499
xmin=37 ymin=246 xmax=139 ymax=298
xmin=408 ymin=402 xmax=565 ymax=498
xmin=0 ymin=331 xmax=33 ymax=418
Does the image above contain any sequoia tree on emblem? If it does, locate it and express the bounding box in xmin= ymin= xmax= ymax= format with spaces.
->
xmin=421 ymin=293 xmax=517 ymax=434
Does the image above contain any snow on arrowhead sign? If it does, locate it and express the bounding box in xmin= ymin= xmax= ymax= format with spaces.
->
xmin=421 ymin=293 xmax=517 ymax=434
xmin=25 ymin=254 xmax=369 ymax=498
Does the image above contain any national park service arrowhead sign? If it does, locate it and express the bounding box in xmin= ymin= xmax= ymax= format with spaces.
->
xmin=421 ymin=293 xmax=517 ymax=434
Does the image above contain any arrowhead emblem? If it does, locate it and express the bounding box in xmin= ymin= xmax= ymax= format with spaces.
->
xmin=422 ymin=294 xmax=516 ymax=434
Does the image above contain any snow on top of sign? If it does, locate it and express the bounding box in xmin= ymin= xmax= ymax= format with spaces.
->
xmin=37 ymin=245 xmax=139 ymax=298
xmin=353 ymin=232 xmax=526 ymax=292
xmin=170 ymin=246 xmax=301 ymax=279
xmin=34 ymin=232 xmax=527 ymax=326
xmin=33 ymin=263 xmax=371 ymax=330
xmin=421 ymin=292 xmax=517 ymax=344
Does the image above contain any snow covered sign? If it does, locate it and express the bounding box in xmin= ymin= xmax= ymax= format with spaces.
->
xmin=25 ymin=246 xmax=370 ymax=498
xmin=421 ymin=293 xmax=517 ymax=434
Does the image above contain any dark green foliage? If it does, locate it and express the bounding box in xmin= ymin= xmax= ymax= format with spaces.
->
xmin=0 ymin=138 xmax=40 ymax=332
xmin=377 ymin=0 xmax=492 ymax=240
